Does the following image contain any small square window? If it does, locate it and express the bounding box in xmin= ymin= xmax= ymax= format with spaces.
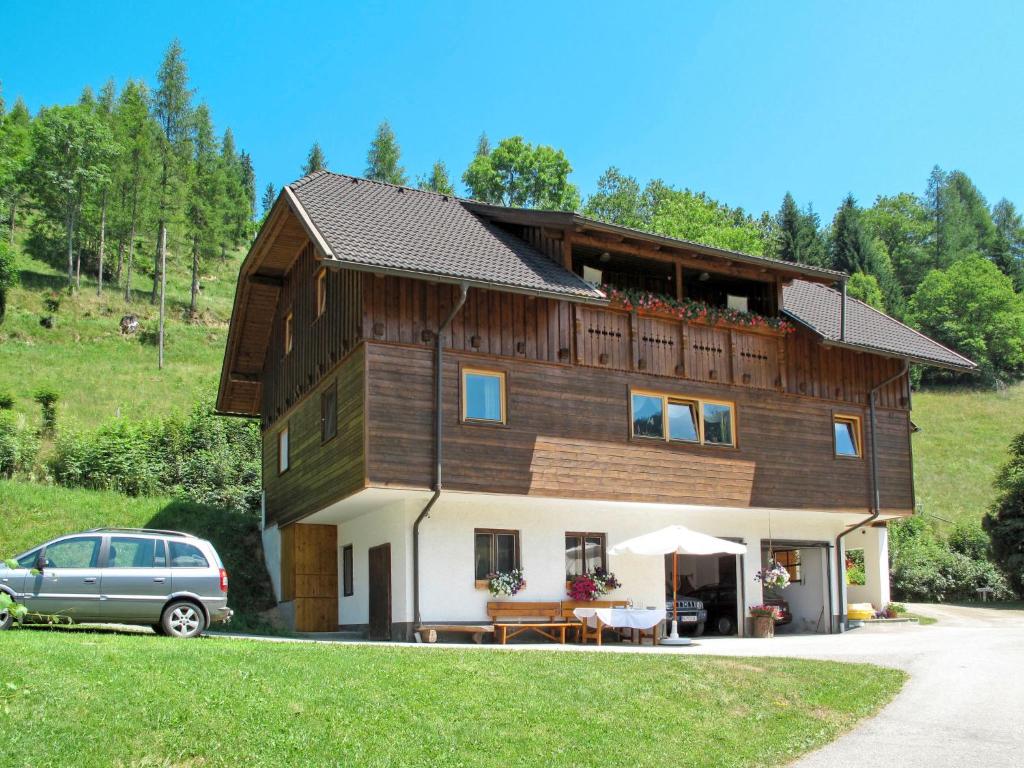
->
xmin=278 ymin=424 xmax=290 ymax=474
xmin=321 ymin=382 xmax=338 ymax=443
xmin=702 ymin=402 xmax=734 ymax=446
xmin=631 ymin=393 xmax=664 ymax=439
xmin=834 ymin=415 xmax=862 ymax=457
xmin=463 ymin=369 xmax=506 ymax=424
xmin=668 ymin=400 xmax=699 ymax=442
xmin=474 ymin=529 xmax=520 ymax=581
xmin=283 ymin=311 xmax=294 ymax=356
xmin=315 ymin=268 xmax=327 ymax=318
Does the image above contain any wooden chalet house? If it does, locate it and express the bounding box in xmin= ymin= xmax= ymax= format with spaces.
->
xmin=217 ymin=171 xmax=974 ymax=637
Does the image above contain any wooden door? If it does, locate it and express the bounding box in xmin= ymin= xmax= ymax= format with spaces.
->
xmin=368 ymin=543 xmax=392 ymax=641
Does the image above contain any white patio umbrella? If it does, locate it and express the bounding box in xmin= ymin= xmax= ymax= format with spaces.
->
xmin=608 ymin=525 xmax=747 ymax=645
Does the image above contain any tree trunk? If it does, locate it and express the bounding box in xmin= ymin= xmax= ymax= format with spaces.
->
xmin=97 ymin=190 xmax=108 ymax=296
xmin=190 ymin=234 xmax=200 ymax=317
xmin=124 ymin=193 xmax=139 ymax=301
xmin=8 ymin=200 xmax=16 ymax=246
xmin=66 ymin=213 xmax=75 ymax=290
xmin=158 ymin=221 xmax=167 ymax=370
xmin=115 ymin=239 xmax=125 ymax=285
xmin=75 ymin=246 xmax=81 ymax=291
xmin=151 ymin=230 xmax=161 ymax=304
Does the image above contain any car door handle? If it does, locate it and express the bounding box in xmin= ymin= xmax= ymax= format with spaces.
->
xmin=83 ymin=577 xmax=97 ymax=584
xmin=153 ymin=577 xmax=166 ymax=583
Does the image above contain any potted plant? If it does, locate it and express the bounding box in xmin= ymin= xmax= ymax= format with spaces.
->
xmin=567 ymin=568 xmax=622 ymax=601
xmin=487 ymin=569 xmax=526 ymax=597
xmin=749 ymin=604 xmax=780 ymax=638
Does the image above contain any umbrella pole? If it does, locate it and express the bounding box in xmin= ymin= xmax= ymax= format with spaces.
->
xmin=661 ymin=551 xmax=690 ymax=645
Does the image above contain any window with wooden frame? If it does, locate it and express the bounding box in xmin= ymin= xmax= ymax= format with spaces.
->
xmin=630 ymin=390 xmax=736 ymax=447
xmin=774 ymin=549 xmax=802 ymax=583
xmin=320 ymin=381 xmax=338 ymax=443
xmin=283 ymin=310 xmax=294 ymax=356
xmin=474 ymin=528 xmax=520 ymax=585
xmin=314 ymin=267 xmax=327 ymax=319
xmin=277 ymin=423 xmax=290 ymax=474
xmin=833 ymin=414 xmax=862 ymax=458
xmin=462 ymin=368 xmax=507 ymax=424
xmin=342 ymin=544 xmax=354 ymax=597
xmin=565 ymin=532 xmax=607 ymax=580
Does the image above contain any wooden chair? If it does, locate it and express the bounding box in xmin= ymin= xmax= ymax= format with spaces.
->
xmin=487 ymin=601 xmax=568 ymax=644
xmin=561 ymin=600 xmax=628 ymax=644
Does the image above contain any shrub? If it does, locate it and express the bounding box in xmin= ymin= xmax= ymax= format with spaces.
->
xmin=50 ymin=399 xmax=261 ymax=515
xmin=0 ymin=411 xmax=39 ymax=479
xmin=0 ymin=238 xmax=17 ymax=321
xmin=985 ymin=432 xmax=1024 ymax=595
xmin=890 ymin=515 xmax=1013 ymax=601
xmin=0 ymin=392 xmax=14 ymax=410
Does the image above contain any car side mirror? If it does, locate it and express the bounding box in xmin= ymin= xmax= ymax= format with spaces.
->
xmin=36 ymin=555 xmax=48 ymax=572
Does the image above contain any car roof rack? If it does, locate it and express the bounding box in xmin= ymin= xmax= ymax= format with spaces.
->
xmin=85 ymin=527 xmax=195 ymax=537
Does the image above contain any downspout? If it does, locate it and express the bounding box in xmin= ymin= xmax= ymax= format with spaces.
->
xmin=412 ymin=282 xmax=469 ymax=628
xmin=839 ymin=280 xmax=848 ymax=341
xmin=834 ymin=359 xmax=909 ymax=631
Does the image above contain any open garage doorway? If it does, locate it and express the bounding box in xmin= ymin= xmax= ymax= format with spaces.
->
xmin=666 ymin=553 xmax=742 ymax=636
xmin=760 ymin=541 xmax=832 ymax=634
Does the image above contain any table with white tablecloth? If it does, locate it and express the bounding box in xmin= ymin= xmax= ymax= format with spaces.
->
xmin=572 ymin=607 xmax=663 ymax=646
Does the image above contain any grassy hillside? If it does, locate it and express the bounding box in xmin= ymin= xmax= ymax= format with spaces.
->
xmin=911 ymin=385 xmax=1024 ymax=525
xmin=0 ymin=238 xmax=242 ymax=430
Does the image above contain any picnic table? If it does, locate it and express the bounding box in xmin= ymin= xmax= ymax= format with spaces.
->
xmin=573 ymin=606 xmax=663 ymax=646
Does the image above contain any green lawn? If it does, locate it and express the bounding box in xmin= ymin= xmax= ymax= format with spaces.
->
xmin=0 ymin=241 xmax=242 ymax=430
xmin=0 ymin=631 xmax=904 ymax=768
xmin=911 ymin=384 xmax=1024 ymax=524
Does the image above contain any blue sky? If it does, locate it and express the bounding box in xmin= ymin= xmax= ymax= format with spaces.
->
xmin=3 ymin=1 xmax=1022 ymax=219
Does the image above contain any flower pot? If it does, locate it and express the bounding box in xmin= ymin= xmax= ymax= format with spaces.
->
xmin=751 ymin=615 xmax=775 ymax=638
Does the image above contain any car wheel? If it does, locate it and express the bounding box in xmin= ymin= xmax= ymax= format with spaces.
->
xmin=691 ymin=622 xmax=705 ymax=637
xmin=161 ymin=601 xmax=206 ymax=639
xmin=151 ymin=623 xmax=166 ymax=636
xmin=0 ymin=607 xmax=13 ymax=631
xmin=716 ymin=615 xmax=735 ymax=635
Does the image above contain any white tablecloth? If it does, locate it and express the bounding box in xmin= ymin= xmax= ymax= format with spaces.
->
xmin=573 ymin=607 xmax=663 ymax=630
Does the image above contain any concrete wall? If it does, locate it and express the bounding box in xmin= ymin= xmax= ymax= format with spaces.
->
xmin=261 ymin=523 xmax=282 ymax=603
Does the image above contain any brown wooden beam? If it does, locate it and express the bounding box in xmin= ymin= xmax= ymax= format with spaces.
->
xmin=229 ymin=371 xmax=260 ymax=383
xmin=249 ymin=273 xmax=283 ymax=287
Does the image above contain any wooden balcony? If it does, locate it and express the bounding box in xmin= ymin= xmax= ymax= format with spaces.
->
xmin=574 ymin=304 xmax=786 ymax=391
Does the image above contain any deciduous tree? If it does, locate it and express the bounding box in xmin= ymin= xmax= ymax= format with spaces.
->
xmin=462 ymin=135 xmax=579 ymax=210
xmin=417 ymin=161 xmax=454 ymax=195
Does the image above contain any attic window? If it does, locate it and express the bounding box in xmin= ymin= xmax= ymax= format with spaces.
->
xmin=283 ymin=311 xmax=294 ymax=356
xmin=315 ymin=268 xmax=327 ymax=318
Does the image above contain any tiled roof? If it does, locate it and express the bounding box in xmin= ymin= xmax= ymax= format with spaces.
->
xmin=783 ymin=280 xmax=976 ymax=370
xmin=288 ymin=171 xmax=604 ymax=301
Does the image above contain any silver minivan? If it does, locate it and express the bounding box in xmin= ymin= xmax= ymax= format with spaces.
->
xmin=0 ymin=528 xmax=233 ymax=638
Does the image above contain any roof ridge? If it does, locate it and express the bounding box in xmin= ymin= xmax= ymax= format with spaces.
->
xmin=288 ymin=169 xmax=462 ymax=203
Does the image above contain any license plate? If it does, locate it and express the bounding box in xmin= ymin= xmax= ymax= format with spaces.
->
xmin=677 ymin=615 xmax=697 ymax=622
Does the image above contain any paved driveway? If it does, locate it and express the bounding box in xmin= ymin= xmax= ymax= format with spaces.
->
xmin=685 ymin=603 xmax=1024 ymax=768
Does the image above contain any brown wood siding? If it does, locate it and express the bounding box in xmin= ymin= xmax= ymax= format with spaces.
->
xmin=262 ymin=345 xmax=366 ymax=527
xmin=364 ymin=342 xmax=914 ymax=514
xmin=279 ymin=523 xmax=338 ymax=632
xmin=262 ymin=242 xmax=363 ymax=425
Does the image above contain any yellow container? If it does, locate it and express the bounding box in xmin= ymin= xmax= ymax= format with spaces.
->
xmin=847 ymin=603 xmax=875 ymax=621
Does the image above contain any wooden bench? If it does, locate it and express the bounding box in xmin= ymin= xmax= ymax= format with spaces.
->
xmin=487 ymin=601 xmax=569 ymax=644
xmin=562 ymin=599 xmax=629 ymax=644
xmin=416 ymin=624 xmax=494 ymax=644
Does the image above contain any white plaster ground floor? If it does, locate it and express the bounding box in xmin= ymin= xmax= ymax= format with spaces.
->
xmin=261 ymin=488 xmax=894 ymax=638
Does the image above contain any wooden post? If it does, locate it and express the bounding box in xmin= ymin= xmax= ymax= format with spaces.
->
xmin=158 ymin=222 xmax=167 ymax=370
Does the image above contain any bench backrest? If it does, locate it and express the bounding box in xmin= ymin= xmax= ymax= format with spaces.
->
xmin=487 ymin=601 xmax=562 ymax=622
xmin=561 ymin=600 xmax=628 ymax=620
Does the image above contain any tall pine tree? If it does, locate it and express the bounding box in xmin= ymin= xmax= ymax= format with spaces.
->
xmin=302 ymin=141 xmax=327 ymax=175
xmin=261 ymin=183 xmax=276 ymax=216
xmin=150 ymin=38 xmax=194 ymax=303
xmin=365 ymin=121 xmax=407 ymax=185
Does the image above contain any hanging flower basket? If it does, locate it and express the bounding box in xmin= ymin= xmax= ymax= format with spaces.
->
xmin=567 ymin=568 xmax=622 ymax=601
xmin=755 ymin=560 xmax=791 ymax=591
xmin=487 ymin=569 xmax=526 ymax=597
